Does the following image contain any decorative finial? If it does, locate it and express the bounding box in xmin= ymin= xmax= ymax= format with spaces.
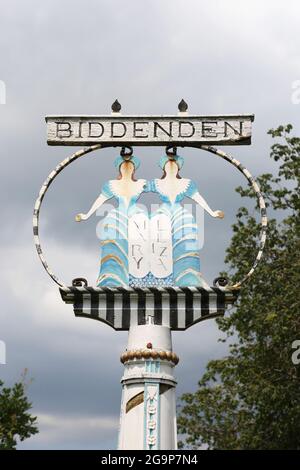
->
xmin=178 ymin=99 xmax=188 ymax=112
xmin=111 ymin=99 xmax=121 ymax=113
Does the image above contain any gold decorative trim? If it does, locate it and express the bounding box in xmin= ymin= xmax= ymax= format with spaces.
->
xmin=120 ymin=349 xmax=179 ymax=365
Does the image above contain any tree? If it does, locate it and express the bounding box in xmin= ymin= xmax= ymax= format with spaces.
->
xmin=0 ymin=371 xmax=38 ymax=449
xmin=178 ymin=124 xmax=300 ymax=450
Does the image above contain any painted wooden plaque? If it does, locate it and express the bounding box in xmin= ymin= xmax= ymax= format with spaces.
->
xmin=46 ymin=114 xmax=254 ymax=146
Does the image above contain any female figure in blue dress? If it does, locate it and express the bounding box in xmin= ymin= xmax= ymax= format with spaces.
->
xmin=149 ymin=153 xmax=224 ymax=287
xmin=75 ymin=154 xmax=147 ymax=287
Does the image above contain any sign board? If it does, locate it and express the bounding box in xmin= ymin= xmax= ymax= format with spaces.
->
xmin=46 ymin=114 xmax=254 ymax=146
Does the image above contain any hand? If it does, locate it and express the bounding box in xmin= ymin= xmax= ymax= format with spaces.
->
xmin=213 ymin=210 xmax=224 ymax=219
xmin=75 ymin=213 xmax=87 ymax=222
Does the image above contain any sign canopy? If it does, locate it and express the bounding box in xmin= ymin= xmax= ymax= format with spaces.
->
xmin=46 ymin=113 xmax=254 ymax=146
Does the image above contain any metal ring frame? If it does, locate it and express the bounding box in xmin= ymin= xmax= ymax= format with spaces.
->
xmin=33 ymin=144 xmax=267 ymax=291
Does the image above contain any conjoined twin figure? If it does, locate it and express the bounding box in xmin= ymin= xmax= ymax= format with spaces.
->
xmin=75 ymin=152 xmax=224 ymax=289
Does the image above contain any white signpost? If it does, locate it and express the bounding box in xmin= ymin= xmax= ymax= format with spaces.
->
xmin=34 ymin=101 xmax=267 ymax=450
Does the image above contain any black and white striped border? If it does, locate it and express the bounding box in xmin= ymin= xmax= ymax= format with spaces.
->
xmin=59 ymin=286 xmax=238 ymax=330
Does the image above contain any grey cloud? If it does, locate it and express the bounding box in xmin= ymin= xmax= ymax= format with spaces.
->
xmin=1 ymin=0 xmax=300 ymax=449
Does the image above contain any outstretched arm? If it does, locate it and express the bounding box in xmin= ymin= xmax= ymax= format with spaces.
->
xmin=75 ymin=193 xmax=109 ymax=222
xmin=191 ymin=191 xmax=224 ymax=219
